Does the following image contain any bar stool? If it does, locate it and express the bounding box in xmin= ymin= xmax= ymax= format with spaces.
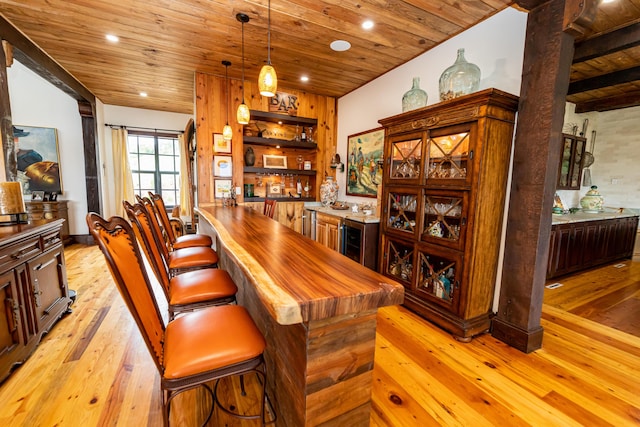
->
xmin=264 ymin=198 xmax=276 ymax=218
xmin=124 ymin=203 xmax=236 ymax=319
xmin=86 ymin=213 xmax=268 ymax=426
xmin=148 ymin=192 xmax=213 ymax=250
xmin=124 ymin=201 xmax=218 ymax=276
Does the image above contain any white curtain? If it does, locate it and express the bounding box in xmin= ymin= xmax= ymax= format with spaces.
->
xmin=178 ymin=133 xmax=193 ymax=220
xmin=111 ymin=128 xmax=135 ymax=217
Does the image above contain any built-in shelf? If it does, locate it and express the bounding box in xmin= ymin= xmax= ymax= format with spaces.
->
xmin=244 ymin=167 xmax=316 ymax=175
xmin=243 ymin=136 xmax=317 ymax=149
xmin=250 ymin=110 xmax=318 ymax=127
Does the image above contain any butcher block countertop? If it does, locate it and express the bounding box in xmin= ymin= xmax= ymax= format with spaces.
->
xmin=196 ymin=204 xmax=404 ymax=325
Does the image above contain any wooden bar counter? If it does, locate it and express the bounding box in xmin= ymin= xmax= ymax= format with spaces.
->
xmin=196 ymin=205 xmax=404 ymax=426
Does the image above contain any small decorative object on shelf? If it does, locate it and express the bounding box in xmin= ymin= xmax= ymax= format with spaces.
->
xmin=580 ymin=185 xmax=604 ymax=213
xmin=244 ymin=147 xmax=256 ymax=166
xmin=402 ymin=77 xmax=428 ymax=112
xmin=320 ymin=175 xmax=338 ymax=207
xmin=439 ymin=48 xmax=481 ymax=101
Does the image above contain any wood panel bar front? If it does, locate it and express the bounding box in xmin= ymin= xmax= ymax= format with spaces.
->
xmin=196 ymin=205 xmax=404 ymax=426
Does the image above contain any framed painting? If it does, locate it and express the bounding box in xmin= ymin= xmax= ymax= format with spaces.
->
xmin=213 ymin=133 xmax=231 ymax=153
xmin=263 ymin=154 xmax=288 ymax=169
xmin=14 ymin=125 xmax=63 ymax=194
xmin=214 ymin=179 xmax=232 ymax=198
xmin=346 ymin=127 xmax=385 ymax=197
xmin=213 ymin=155 xmax=233 ymax=177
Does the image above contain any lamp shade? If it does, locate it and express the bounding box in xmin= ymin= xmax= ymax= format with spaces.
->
xmin=258 ymin=64 xmax=278 ymax=97
xmin=236 ymin=103 xmax=250 ymax=125
xmin=222 ymin=124 xmax=233 ymax=142
xmin=0 ymin=182 xmax=26 ymax=215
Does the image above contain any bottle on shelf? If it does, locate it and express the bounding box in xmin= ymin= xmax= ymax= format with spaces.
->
xmin=301 ymin=127 xmax=307 ymax=142
xmin=296 ymin=178 xmax=303 ymax=195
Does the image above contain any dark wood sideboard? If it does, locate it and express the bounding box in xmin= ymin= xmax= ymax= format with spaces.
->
xmin=24 ymin=201 xmax=71 ymax=244
xmin=0 ymin=219 xmax=71 ymax=382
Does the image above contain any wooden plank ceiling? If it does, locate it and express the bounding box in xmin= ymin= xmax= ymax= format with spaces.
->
xmin=0 ymin=0 xmax=638 ymax=114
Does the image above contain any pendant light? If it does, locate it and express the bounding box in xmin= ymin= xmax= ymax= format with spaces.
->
xmin=258 ymin=0 xmax=277 ymax=97
xmin=222 ymin=60 xmax=233 ymax=142
xmin=236 ymin=13 xmax=250 ymax=125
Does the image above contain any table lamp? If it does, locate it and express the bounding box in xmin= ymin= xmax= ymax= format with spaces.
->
xmin=0 ymin=181 xmax=27 ymax=224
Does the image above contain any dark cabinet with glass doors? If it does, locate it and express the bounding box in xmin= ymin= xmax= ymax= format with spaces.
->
xmin=557 ymin=133 xmax=586 ymax=190
xmin=378 ymin=88 xmax=519 ymax=341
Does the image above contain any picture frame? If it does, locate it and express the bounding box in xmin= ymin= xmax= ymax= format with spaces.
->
xmin=14 ymin=125 xmax=63 ymax=195
xmin=49 ymin=192 xmax=58 ymax=201
xmin=263 ymin=154 xmax=288 ymax=169
xmin=346 ymin=127 xmax=385 ymax=198
xmin=43 ymin=192 xmax=51 ymax=201
xmin=213 ymin=133 xmax=231 ymax=153
xmin=213 ymin=155 xmax=233 ymax=177
xmin=31 ymin=191 xmax=45 ymax=201
xmin=214 ymin=179 xmax=232 ymax=198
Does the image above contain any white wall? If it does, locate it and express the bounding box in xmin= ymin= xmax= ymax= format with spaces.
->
xmin=100 ymin=105 xmax=192 ymax=218
xmin=7 ymin=60 xmax=87 ymax=235
xmin=337 ymin=7 xmax=528 ymax=204
xmin=559 ymin=103 xmax=640 ymax=211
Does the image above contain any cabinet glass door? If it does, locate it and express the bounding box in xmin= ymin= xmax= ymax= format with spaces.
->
xmin=416 ymin=245 xmax=462 ymax=311
xmin=426 ymin=130 xmax=471 ymax=185
xmin=421 ymin=192 xmax=468 ymax=250
xmin=384 ymin=189 xmax=419 ymax=237
xmin=557 ymin=133 xmax=586 ymax=190
xmin=389 ymin=137 xmax=422 ymax=181
xmin=381 ymin=237 xmax=415 ymax=286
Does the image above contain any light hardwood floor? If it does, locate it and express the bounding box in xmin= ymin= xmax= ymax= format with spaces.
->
xmin=0 ymin=244 xmax=638 ymax=426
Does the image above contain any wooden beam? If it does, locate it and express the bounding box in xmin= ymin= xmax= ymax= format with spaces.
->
xmin=568 ymin=66 xmax=640 ymax=95
xmin=0 ymin=15 xmax=95 ymax=103
xmin=492 ymin=0 xmax=576 ymax=353
xmin=575 ymin=89 xmax=640 ymax=113
xmin=563 ymin=0 xmax=598 ymax=37
xmin=573 ymin=22 xmax=640 ymax=63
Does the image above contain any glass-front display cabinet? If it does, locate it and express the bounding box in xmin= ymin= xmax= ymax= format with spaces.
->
xmin=378 ymin=89 xmax=519 ymax=341
xmin=557 ymin=133 xmax=586 ymax=190
xmin=388 ymin=134 xmax=423 ymax=182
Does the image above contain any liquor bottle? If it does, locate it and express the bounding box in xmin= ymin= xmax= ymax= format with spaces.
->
xmin=296 ymin=178 xmax=303 ymax=195
xmin=301 ymin=127 xmax=307 ymax=142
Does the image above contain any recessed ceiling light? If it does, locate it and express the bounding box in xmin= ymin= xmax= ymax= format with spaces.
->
xmin=362 ymin=20 xmax=374 ymax=30
xmin=330 ymin=40 xmax=351 ymax=52
xmin=301 ymin=76 xmax=309 ymax=82
xmin=601 ymin=0 xmax=616 ymax=3
xmin=105 ymin=34 xmax=119 ymax=43
xmin=139 ymin=92 xmax=148 ymax=97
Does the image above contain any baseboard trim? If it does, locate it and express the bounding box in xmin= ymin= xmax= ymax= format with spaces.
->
xmin=491 ymin=318 xmax=544 ymax=353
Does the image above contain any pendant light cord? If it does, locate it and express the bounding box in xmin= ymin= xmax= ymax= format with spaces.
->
xmin=241 ymin=19 xmax=246 ymax=102
xmin=223 ymin=61 xmax=230 ymax=125
xmin=267 ymin=0 xmax=271 ymax=65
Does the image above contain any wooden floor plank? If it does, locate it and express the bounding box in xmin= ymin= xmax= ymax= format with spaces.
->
xmin=0 ymin=244 xmax=638 ymax=426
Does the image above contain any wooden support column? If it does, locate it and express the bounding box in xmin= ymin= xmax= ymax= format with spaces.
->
xmin=79 ymin=101 xmax=101 ymax=216
xmin=492 ymin=0 xmax=578 ymax=353
xmin=0 ymin=40 xmax=14 ymax=181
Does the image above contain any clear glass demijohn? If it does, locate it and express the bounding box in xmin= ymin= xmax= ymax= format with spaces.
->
xmin=439 ymin=48 xmax=481 ymax=101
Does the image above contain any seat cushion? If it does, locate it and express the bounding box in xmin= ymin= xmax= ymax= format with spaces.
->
xmin=168 ymin=246 xmax=219 ymax=270
xmin=173 ymin=233 xmax=213 ymax=250
xmin=169 ymin=268 xmax=237 ymax=306
xmin=163 ymin=305 xmax=266 ymax=379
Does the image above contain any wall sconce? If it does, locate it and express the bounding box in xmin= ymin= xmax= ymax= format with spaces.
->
xmin=330 ymin=153 xmax=345 ymax=173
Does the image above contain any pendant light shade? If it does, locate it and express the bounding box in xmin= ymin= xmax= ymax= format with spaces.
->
xmin=259 ymin=0 xmax=277 ymax=97
xmin=222 ymin=60 xmax=233 ymax=142
xmin=236 ymin=13 xmax=250 ymax=125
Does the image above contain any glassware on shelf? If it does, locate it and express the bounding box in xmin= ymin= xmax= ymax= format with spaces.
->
xmin=402 ymin=77 xmax=428 ymax=112
xmin=297 ymin=155 xmax=304 ymax=170
xmin=438 ymin=48 xmax=481 ymax=101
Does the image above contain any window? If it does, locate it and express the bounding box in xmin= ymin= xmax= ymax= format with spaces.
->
xmin=127 ymin=131 xmax=181 ymax=207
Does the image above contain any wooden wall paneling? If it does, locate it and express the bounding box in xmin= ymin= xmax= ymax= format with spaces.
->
xmin=196 ymin=72 xmax=338 ymax=206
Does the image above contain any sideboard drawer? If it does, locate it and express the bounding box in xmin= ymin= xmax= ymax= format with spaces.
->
xmin=0 ymin=236 xmax=42 ymax=273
